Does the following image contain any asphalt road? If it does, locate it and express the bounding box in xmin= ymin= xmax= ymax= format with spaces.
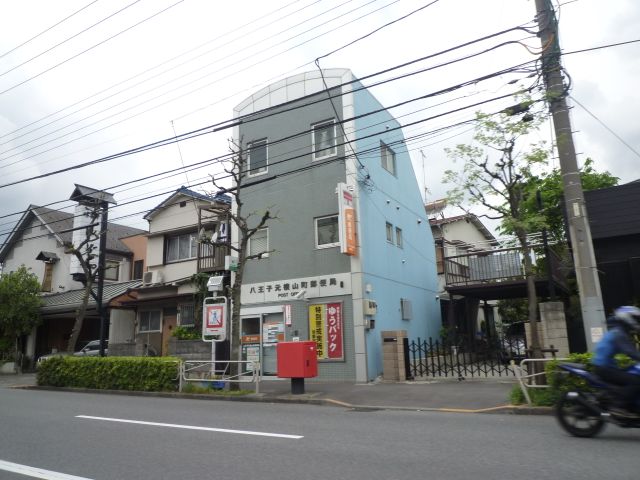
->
xmin=1 ymin=387 xmax=639 ymax=480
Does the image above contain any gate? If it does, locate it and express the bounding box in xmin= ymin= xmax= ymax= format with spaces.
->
xmin=407 ymin=335 xmax=526 ymax=380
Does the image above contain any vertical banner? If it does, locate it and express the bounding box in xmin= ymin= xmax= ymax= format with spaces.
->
xmin=309 ymin=303 xmax=344 ymax=361
xmin=338 ymin=183 xmax=357 ymax=256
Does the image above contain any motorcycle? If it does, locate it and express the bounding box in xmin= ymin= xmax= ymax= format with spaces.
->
xmin=555 ymin=362 xmax=640 ymax=437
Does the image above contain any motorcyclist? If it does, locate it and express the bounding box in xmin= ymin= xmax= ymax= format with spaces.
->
xmin=592 ymin=306 xmax=640 ymax=415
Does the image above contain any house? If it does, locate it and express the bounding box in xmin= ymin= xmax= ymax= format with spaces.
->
xmin=111 ymin=186 xmax=231 ymax=357
xmin=232 ymin=69 xmax=442 ymax=382
xmin=428 ymin=208 xmax=499 ymax=337
xmin=584 ymin=180 xmax=640 ymax=314
xmin=0 ymin=204 xmax=146 ymax=360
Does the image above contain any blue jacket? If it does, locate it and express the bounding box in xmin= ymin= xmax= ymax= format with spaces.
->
xmin=592 ymin=326 xmax=640 ymax=368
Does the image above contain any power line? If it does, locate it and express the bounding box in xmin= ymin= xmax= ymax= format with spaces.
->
xmin=0 ymin=0 xmax=100 ymax=60
xmin=0 ymin=0 xmax=143 ymax=79
xmin=0 ymin=0 xmax=185 ymax=96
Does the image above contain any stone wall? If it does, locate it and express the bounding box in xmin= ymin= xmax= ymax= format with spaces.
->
xmin=381 ymin=330 xmax=407 ymax=381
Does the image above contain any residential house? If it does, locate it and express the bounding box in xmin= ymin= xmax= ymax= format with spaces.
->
xmin=112 ymin=187 xmax=230 ymax=357
xmin=0 ymin=204 xmax=146 ymax=360
xmin=233 ymin=69 xmax=442 ymax=382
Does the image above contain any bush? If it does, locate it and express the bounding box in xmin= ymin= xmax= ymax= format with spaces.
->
xmin=171 ymin=325 xmax=200 ymax=340
xmin=37 ymin=356 xmax=180 ymax=392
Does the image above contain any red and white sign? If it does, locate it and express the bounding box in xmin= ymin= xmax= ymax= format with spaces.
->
xmin=203 ymin=303 xmax=226 ymax=336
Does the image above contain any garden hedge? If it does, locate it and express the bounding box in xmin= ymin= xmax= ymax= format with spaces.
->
xmin=37 ymin=356 xmax=180 ymax=392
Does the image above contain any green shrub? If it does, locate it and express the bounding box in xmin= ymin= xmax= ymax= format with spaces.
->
xmin=37 ymin=356 xmax=180 ymax=392
xmin=172 ymin=325 xmax=200 ymax=340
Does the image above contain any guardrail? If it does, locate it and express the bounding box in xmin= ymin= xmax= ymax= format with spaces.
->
xmin=512 ymin=357 xmax=569 ymax=405
xmin=179 ymin=360 xmax=261 ymax=394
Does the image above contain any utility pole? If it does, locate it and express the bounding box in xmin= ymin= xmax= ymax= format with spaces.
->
xmin=96 ymin=201 xmax=109 ymax=357
xmin=535 ymin=0 xmax=606 ymax=350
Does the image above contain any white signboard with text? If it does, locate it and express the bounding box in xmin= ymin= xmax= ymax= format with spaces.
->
xmin=241 ymin=273 xmax=352 ymax=304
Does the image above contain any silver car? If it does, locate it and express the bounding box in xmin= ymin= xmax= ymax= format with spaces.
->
xmin=73 ymin=340 xmax=108 ymax=357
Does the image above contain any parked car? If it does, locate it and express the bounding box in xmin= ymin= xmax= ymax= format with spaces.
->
xmin=73 ymin=340 xmax=108 ymax=357
xmin=36 ymin=351 xmax=71 ymax=364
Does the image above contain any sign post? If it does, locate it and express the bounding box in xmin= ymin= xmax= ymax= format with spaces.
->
xmin=203 ymin=297 xmax=227 ymax=378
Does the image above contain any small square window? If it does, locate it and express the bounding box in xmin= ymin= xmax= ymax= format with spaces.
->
xmin=315 ymin=215 xmax=339 ymax=248
xmin=249 ymin=228 xmax=269 ymax=258
xmin=248 ymin=139 xmax=268 ymax=175
xmin=381 ymin=142 xmax=396 ymax=175
xmin=139 ymin=310 xmax=161 ymax=333
xmin=396 ymin=227 xmax=403 ymax=248
xmin=312 ymin=120 xmax=337 ymax=160
xmin=386 ymin=222 xmax=394 ymax=244
xmin=104 ymin=260 xmax=120 ymax=281
xmin=178 ymin=304 xmax=195 ymax=326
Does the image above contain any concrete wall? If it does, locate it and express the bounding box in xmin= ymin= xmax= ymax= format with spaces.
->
xmin=109 ymin=309 xmax=136 ymax=343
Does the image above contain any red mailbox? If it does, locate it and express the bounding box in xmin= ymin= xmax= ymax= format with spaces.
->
xmin=277 ymin=341 xmax=318 ymax=378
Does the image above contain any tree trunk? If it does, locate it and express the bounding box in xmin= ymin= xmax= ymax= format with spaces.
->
xmin=67 ymin=280 xmax=93 ymax=353
xmin=517 ymin=231 xmax=542 ymax=358
xmin=228 ymin=240 xmax=247 ymax=392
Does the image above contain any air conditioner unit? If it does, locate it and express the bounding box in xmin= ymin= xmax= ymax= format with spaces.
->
xmin=142 ymin=270 xmax=163 ymax=286
xmin=401 ymin=298 xmax=412 ymax=320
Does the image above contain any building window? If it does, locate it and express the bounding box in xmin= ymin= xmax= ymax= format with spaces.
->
xmin=166 ymin=232 xmax=197 ymax=263
xmin=396 ymin=227 xmax=403 ymax=248
xmin=42 ymin=263 xmax=53 ymax=292
xmin=435 ymin=241 xmax=445 ymax=274
xmin=248 ymin=139 xmax=268 ymax=175
xmin=312 ymin=120 xmax=337 ymax=160
xmin=315 ymin=215 xmax=339 ymax=248
xmin=139 ymin=310 xmax=161 ymax=333
xmin=249 ymin=228 xmax=269 ymax=258
xmin=381 ymin=142 xmax=396 ymax=175
xmin=133 ymin=260 xmax=144 ymax=280
xmin=386 ymin=222 xmax=394 ymax=244
xmin=104 ymin=260 xmax=120 ymax=281
xmin=178 ymin=303 xmax=195 ymax=326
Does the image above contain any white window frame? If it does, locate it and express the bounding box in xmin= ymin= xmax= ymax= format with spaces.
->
xmin=386 ymin=222 xmax=394 ymax=244
xmin=249 ymin=227 xmax=269 ymax=258
xmin=104 ymin=260 xmax=120 ymax=281
xmin=396 ymin=227 xmax=403 ymax=249
xmin=315 ymin=214 xmax=340 ymax=249
xmin=248 ymin=138 xmax=268 ymax=176
xmin=381 ymin=141 xmax=396 ymax=176
xmin=178 ymin=303 xmax=196 ymax=326
xmin=312 ymin=119 xmax=337 ymax=160
xmin=139 ymin=310 xmax=162 ymax=333
xmin=166 ymin=232 xmax=198 ymax=263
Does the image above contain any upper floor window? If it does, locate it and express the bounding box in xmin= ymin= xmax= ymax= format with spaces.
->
xmin=248 ymin=139 xmax=268 ymax=175
xmin=312 ymin=120 xmax=337 ymax=160
xmin=315 ymin=215 xmax=339 ymax=248
xmin=395 ymin=227 xmax=403 ymax=248
xmin=381 ymin=142 xmax=396 ymax=175
xmin=249 ymin=228 xmax=269 ymax=258
xmin=166 ymin=232 xmax=197 ymax=263
xmin=139 ymin=310 xmax=161 ymax=333
xmin=133 ymin=260 xmax=144 ymax=280
xmin=104 ymin=260 xmax=120 ymax=281
xmin=386 ymin=222 xmax=394 ymax=243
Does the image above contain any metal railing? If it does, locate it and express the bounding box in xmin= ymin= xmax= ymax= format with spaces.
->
xmin=179 ymin=360 xmax=261 ymax=394
xmin=512 ymin=357 xmax=568 ymax=405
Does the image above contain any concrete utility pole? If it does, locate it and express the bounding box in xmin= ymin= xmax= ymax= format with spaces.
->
xmin=535 ymin=0 xmax=606 ymax=350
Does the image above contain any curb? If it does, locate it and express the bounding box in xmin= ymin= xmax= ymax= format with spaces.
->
xmin=12 ymin=385 xmax=552 ymax=414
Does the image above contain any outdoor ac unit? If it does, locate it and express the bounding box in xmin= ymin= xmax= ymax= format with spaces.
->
xmin=142 ymin=270 xmax=163 ymax=286
xmin=401 ymin=298 xmax=412 ymax=320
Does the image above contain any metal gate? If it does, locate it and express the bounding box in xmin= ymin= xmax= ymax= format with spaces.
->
xmin=407 ymin=336 xmax=526 ymax=380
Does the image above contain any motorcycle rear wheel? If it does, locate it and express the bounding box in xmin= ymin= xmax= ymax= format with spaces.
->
xmin=556 ymin=392 xmax=605 ymax=438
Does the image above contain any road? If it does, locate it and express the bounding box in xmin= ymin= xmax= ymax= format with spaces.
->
xmin=0 ymin=386 xmax=638 ymax=480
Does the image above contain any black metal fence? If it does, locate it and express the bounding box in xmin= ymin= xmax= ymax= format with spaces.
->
xmin=407 ymin=335 xmax=527 ymax=380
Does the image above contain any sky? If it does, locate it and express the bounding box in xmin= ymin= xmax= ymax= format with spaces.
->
xmin=0 ymin=0 xmax=638 ymax=243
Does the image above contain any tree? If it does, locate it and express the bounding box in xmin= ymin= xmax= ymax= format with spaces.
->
xmin=63 ymin=205 xmax=102 ymax=353
xmin=503 ymin=158 xmax=618 ymax=243
xmin=0 ymin=266 xmax=41 ymax=372
xmin=202 ymin=140 xmax=275 ymax=390
xmin=443 ymin=97 xmax=549 ymax=356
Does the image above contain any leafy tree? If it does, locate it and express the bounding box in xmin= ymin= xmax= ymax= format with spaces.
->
xmin=500 ymin=158 xmax=618 ymax=243
xmin=443 ymin=97 xmax=550 ymax=356
xmin=0 ymin=266 xmax=41 ymax=371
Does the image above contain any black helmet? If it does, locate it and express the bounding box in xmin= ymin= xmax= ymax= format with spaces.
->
xmin=613 ymin=306 xmax=640 ymax=333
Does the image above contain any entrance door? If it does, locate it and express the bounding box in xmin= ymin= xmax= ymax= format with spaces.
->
xmin=239 ymin=313 xmax=285 ymax=377
xmin=162 ymin=314 xmax=177 ymax=356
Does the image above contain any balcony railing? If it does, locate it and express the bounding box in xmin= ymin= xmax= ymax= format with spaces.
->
xmin=444 ymin=245 xmax=567 ymax=289
xmin=197 ymin=243 xmax=229 ymax=273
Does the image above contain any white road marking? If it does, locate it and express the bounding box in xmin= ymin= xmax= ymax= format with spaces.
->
xmin=0 ymin=459 xmax=93 ymax=480
xmin=76 ymin=415 xmax=304 ymax=439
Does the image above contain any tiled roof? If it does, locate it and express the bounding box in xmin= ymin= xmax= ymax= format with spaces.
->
xmin=41 ymin=280 xmax=141 ymax=313
xmin=144 ymin=186 xmax=231 ymax=220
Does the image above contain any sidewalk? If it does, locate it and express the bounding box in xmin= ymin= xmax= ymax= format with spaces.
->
xmin=2 ymin=372 xmax=548 ymax=414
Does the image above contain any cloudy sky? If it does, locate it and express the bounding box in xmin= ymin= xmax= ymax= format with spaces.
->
xmin=0 ymin=0 xmax=638 ymax=242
